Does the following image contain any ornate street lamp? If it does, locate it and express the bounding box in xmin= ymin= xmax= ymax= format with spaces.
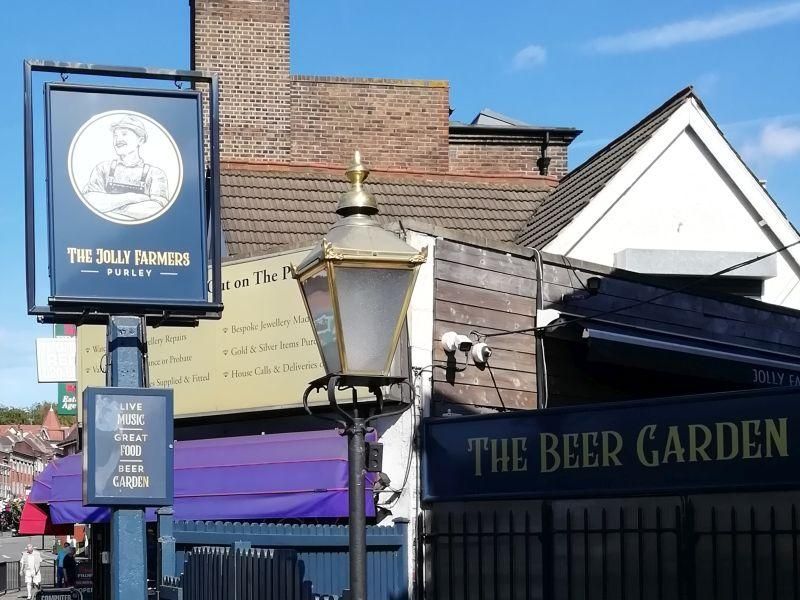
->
xmin=294 ymin=151 xmax=426 ymax=600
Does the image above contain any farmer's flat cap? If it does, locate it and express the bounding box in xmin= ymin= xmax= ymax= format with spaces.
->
xmin=110 ymin=115 xmax=147 ymax=141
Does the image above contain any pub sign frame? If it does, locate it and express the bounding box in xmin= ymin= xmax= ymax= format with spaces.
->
xmin=82 ymin=386 xmax=174 ymax=507
xmin=24 ymin=60 xmax=223 ymax=325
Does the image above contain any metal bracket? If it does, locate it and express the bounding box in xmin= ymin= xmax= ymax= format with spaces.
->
xmin=301 ymin=373 xmax=411 ymax=431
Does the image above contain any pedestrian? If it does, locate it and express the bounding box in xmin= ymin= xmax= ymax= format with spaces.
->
xmin=63 ymin=545 xmax=78 ymax=588
xmin=18 ymin=544 xmax=41 ymax=600
xmin=56 ymin=541 xmax=70 ymax=586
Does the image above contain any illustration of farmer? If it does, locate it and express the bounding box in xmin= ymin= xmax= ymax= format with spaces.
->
xmin=82 ymin=114 xmax=169 ymax=222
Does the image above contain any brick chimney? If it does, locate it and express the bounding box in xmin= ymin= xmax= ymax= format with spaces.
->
xmin=191 ymin=0 xmax=291 ymax=162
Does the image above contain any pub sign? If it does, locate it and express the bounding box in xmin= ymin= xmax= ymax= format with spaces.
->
xmin=45 ymin=84 xmax=207 ymax=310
xmin=83 ymin=387 xmax=173 ymax=506
xmin=423 ymin=388 xmax=800 ymax=502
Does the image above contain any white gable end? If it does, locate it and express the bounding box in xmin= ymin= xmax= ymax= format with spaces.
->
xmin=544 ymin=99 xmax=800 ymax=309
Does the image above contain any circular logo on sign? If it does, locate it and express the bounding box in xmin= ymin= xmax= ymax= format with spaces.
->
xmin=68 ymin=110 xmax=184 ymax=225
xmin=95 ymin=395 xmax=120 ymax=432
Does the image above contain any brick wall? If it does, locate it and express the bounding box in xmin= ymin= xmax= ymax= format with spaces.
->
xmin=290 ymin=76 xmax=450 ymax=172
xmin=192 ymin=0 xmax=574 ymax=175
xmin=192 ymin=0 xmax=291 ymax=161
xmin=449 ymin=140 xmax=569 ymax=178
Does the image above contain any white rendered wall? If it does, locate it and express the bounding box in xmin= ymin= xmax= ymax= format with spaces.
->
xmin=373 ymin=229 xmax=435 ymax=599
xmin=550 ymin=128 xmax=800 ymax=308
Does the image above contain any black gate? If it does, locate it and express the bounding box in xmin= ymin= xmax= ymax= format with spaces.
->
xmin=423 ymin=491 xmax=800 ymax=600
xmin=160 ymin=547 xmax=350 ymax=600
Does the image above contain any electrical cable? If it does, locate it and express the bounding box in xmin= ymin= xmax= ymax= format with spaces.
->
xmin=376 ymin=367 xmax=427 ymax=504
xmin=532 ymin=247 xmax=549 ymax=409
xmin=377 ymin=356 xmax=468 ymax=507
xmin=485 ymin=363 xmax=506 ymax=410
xmin=376 ymin=365 xmax=432 ymax=501
xmin=471 ymin=239 xmax=800 ymax=341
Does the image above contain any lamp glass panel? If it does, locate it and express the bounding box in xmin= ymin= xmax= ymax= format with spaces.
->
xmin=334 ymin=266 xmax=412 ymax=374
xmin=301 ymin=269 xmax=341 ymax=373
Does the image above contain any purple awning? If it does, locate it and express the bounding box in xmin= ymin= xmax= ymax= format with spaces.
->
xmin=33 ymin=429 xmax=375 ymax=524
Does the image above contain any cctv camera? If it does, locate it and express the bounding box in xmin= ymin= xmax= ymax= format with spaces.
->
xmin=470 ymin=342 xmax=492 ymax=365
xmin=441 ymin=331 xmax=473 ymax=353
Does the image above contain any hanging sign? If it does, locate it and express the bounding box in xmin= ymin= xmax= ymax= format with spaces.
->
xmin=36 ymin=337 xmax=77 ymax=382
xmin=45 ymin=84 xmax=207 ymax=311
xmin=55 ymin=324 xmax=77 ymax=337
xmin=83 ymin=387 xmax=173 ymax=506
xmin=423 ymin=388 xmax=800 ymax=502
xmin=57 ymin=382 xmax=78 ymax=416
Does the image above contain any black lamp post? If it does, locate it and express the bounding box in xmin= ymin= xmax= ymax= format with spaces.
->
xmin=293 ymin=151 xmax=427 ymax=600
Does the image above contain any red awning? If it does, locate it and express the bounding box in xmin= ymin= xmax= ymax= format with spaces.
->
xmin=18 ymin=501 xmax=72 ymax=536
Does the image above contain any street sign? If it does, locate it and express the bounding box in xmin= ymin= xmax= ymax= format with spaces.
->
xmin=45 ymin=84 xmax=208 ymax=313
xmin=35 ymin=337 xmax=77 ymax=382
xmin=83 ymin=387 xmax=173 ymax=506
xmin=35 ymin=589 xmax=82 ymax=600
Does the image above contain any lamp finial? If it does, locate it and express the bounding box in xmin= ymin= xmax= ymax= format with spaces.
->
xmin=345 ymin=150 xmax=370 ymax=186
xmin=338 ymin=150 xmax=377 ymax=215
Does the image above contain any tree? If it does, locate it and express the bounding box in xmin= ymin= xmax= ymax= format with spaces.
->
xmin=0 ymin=497 xmax=23 ymax=532
xmin=0 ymin=406 xmax=30 ymax=425
xmin=29 ymin=402 xmax=76 ymax=427
xmin=0 ymin=402 xmax=76 ymax=427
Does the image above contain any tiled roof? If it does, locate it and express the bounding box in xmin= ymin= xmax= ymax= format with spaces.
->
xmin=221 ymin=166 xmax=555 ymax=257
xmin=42 ymin=408 xmax=60 ymax=431
xmin=0 ymin=425 xmax=41 ymax=436
xmin=515 ymin=87 xmax=694 ymax=249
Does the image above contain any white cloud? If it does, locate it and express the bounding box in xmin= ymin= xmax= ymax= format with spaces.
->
xmin=741 ymin=122 xmax=800 ymax=162
xmin=511 ymin=44 xmax=547 ymax=70
xmin=722 ymin=112 xmax=800 ymax=132
xmin=588 ymin=2 xmax=800 ymax=54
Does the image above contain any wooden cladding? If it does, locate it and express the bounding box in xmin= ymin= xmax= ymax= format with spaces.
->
xmin=431 ymin=236 xmax=800 ymax=413
xmin=542 ymin=259 xmax=800 ymax=354
xmin=433 ymin=239 xmax=538 ymax=411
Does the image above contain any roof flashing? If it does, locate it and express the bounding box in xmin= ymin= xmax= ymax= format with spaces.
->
xmin=613 ymin=248 xmax=777 ymax=279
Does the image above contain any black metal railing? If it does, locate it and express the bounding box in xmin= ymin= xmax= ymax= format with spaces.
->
xmin=0 ymin=559 xmax=57 ymax=596
xmin=424 ymin=493 xmax=800 ymax=600
xmin=0 ymin=561 xmax=20 ymax=595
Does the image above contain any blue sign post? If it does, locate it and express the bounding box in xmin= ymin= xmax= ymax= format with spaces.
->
xmin=90 ymin=317 xmax=159 ymax=600
xmin=24 ymin=61 xmax=222 ymax=600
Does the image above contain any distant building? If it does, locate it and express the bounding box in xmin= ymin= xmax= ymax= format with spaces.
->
xmin=0 ymin=407 xmax=72 ymax=498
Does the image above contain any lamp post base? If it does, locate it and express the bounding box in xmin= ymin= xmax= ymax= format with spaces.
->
xmin=302 ymin=373 xmax=411 ymax=600
xmin=347 ymin=415 xmax=368 ymax=600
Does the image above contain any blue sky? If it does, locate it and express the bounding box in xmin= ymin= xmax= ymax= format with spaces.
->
xmin=0 ymin=0 xmax=798 ymax=406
